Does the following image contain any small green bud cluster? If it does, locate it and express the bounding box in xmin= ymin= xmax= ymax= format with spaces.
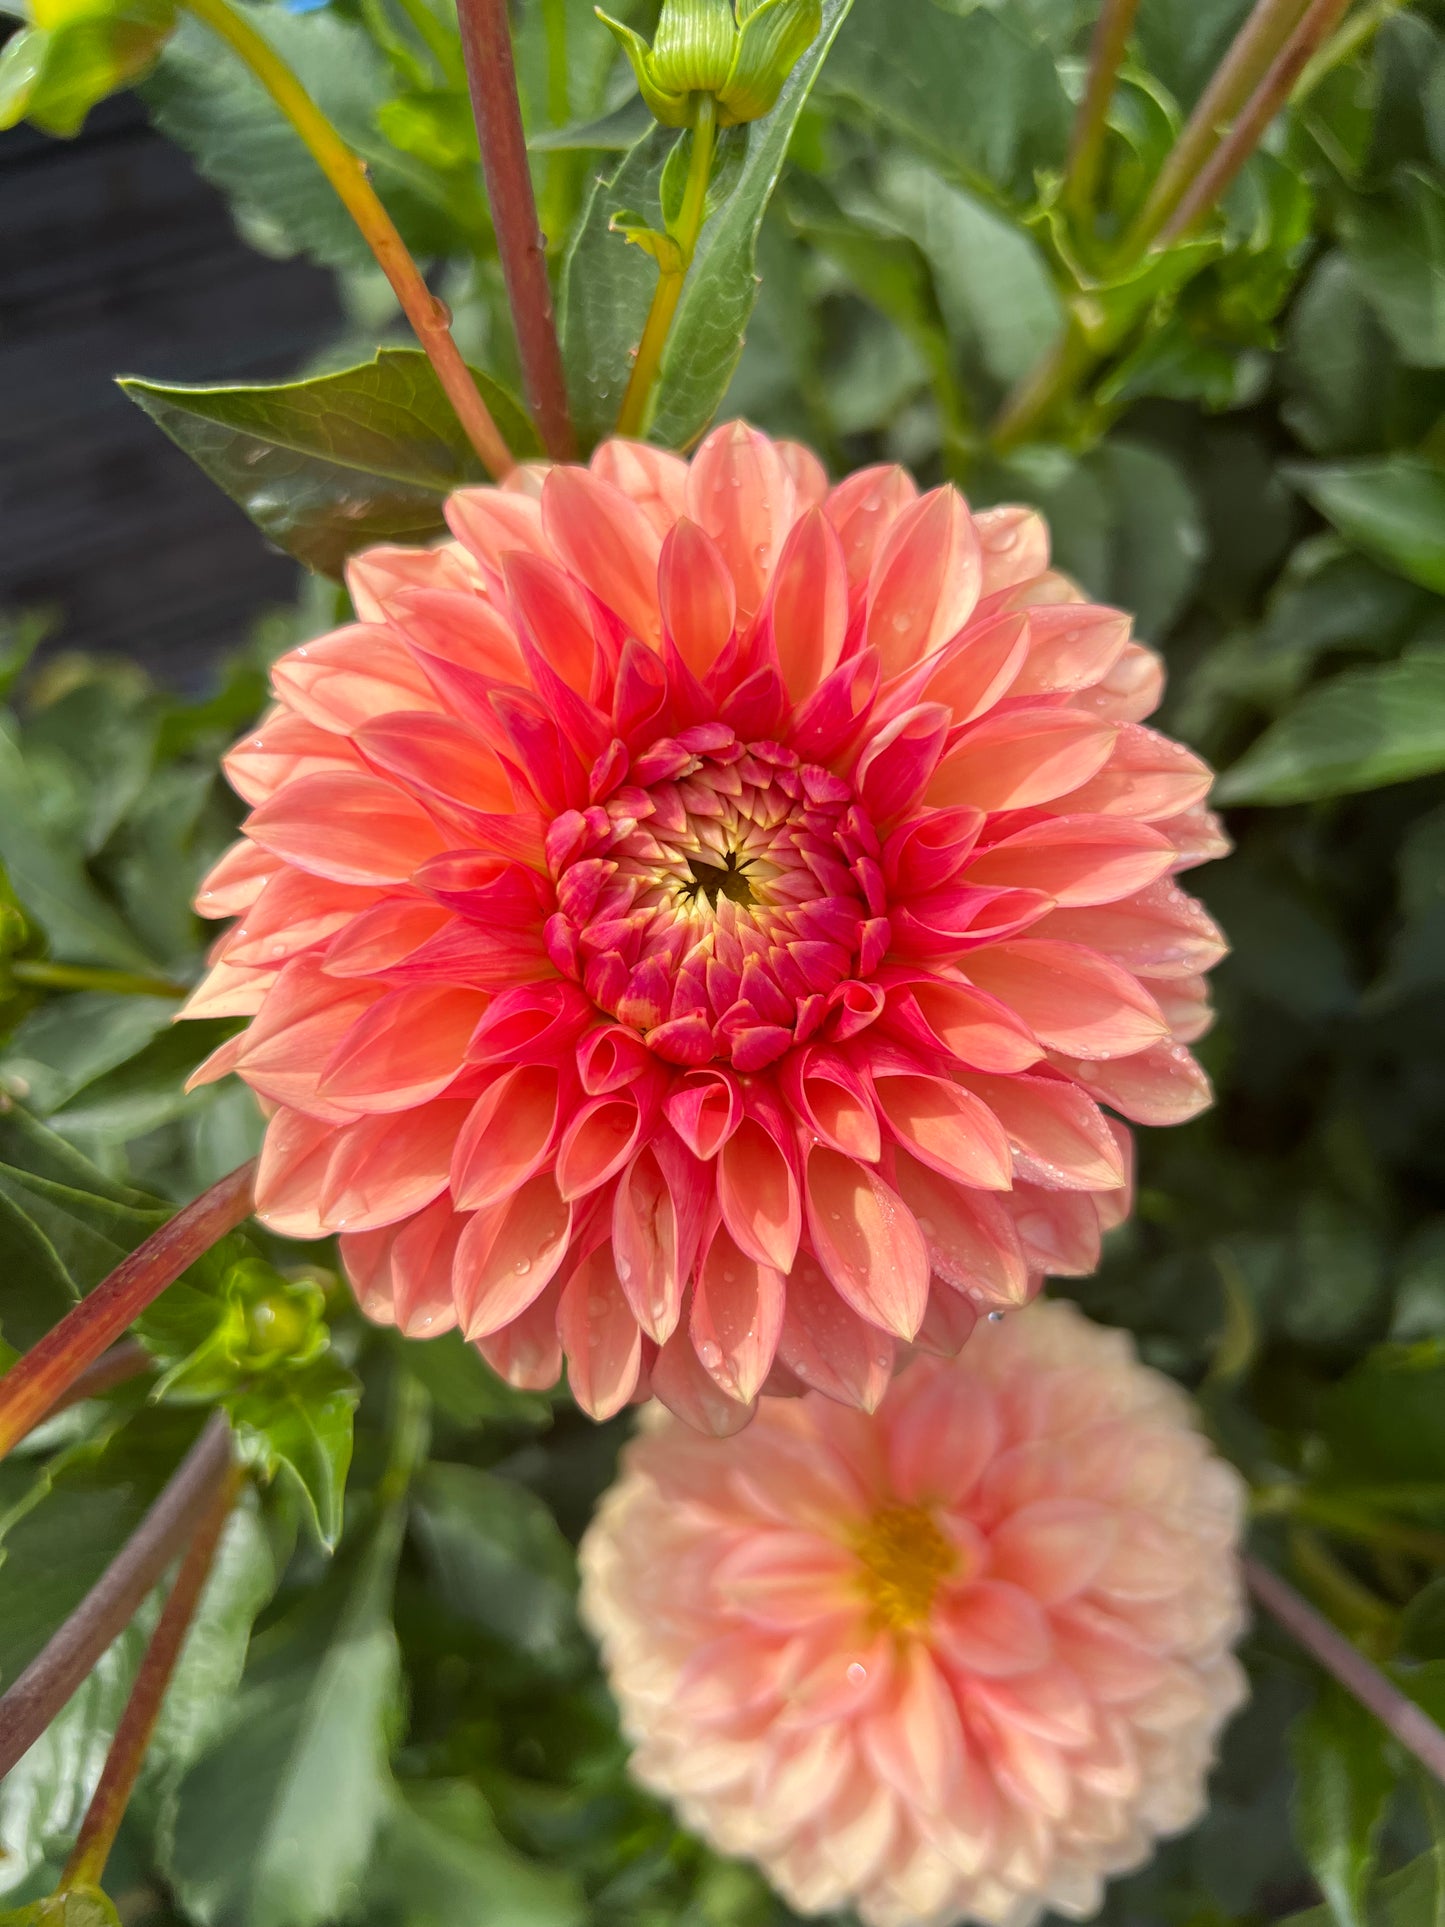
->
xmin=597 ymin=0 xmax=821 ymax=128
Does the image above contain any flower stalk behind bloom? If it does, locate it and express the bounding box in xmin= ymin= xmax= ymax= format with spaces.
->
xmin=184 ymin=422 xmax=1229 ymax=1431
xmin=580 ymin=1300 xmax=1249 ymax=1927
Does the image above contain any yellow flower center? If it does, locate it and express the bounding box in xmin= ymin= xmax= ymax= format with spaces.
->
xmin=854 ymin=1503 xmax=957 ymax=1631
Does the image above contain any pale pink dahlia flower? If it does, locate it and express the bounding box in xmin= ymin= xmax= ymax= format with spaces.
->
xmin=579 ymin=1299 xmax=1248 ymax=1927
xmin=185 ymin=423 xmax=1228 ymax=1426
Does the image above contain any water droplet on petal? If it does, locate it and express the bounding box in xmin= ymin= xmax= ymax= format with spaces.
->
xmin=515 ymin=1256 xmax=532 ymax=1275
xmin=988 ymin=1310 xmax=1005 ymax=1323
xmin=846 ymin=1661 xmax=868 ymax=1686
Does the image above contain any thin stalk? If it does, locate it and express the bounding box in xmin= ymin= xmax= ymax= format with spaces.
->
xmin=1158 ymin=0 xmax=1356 ymax=242
xmin=1062 ymin=0 xmax=1144 ymax=224
xmin=1258 ymin=1485 xmax=1445 ymax=1565
xmin=61 ymin=1462 xmax=241 ymax=1890
xmin=0 ymin=1413 xmax=233 ymax=1780
xmin=616 ymin=95 xmax=718 ymax=440
xmin=0 ymin=1162 xmax=256 ymax=1460
xmin=1295 ymin=0 xmax=1403 ymax=99
xmin=12 ymin=961 xmax=188 ymax=999
xmin=989 ymin=309 xmax=1097 ymax=453
xmin=49 ymin=1341 xmax=152 ymax=1420
xmin=1246 ymin=1554 xmax=1445 ymax=1784
xmin=456 ymin=0 xmax=577 ymax=460
xmin=1119 ymin=0 xmax=1312 ymax=257
xmin=183 ymin=0 xmax=512 ymax=479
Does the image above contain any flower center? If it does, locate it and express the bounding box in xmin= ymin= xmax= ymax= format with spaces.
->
xmin=854 ymin=1503 xmax=957 ymax=1631
xmin=544 ymin=727 xmax=888 ymax=1072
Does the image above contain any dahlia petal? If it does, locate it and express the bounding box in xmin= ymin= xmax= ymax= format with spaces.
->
xmin=557 ymin=1248 xmax=643 ymax=1420
xmin=236 ymin=969 xmax=385 ymax=1117
xmin=777 ymin=1251 xmax=895 ymax=1411
xmin=254 ymin=1106 xmax=335 ymax=1236
xmin=1037 ymin=880 xmax=1228 ymax=979
xmin=872 ymin=1070 xmax=1014 ymax=1191
xmin=913 ymin=612 xmax=1030 ymax=727
xmin=1006 ymin=1183 xmax=1103 ymax=1277
xmin=503 ymin=550 xmax=604 ymax=697
xmin=651 ymin=1324 xmax=758 ymax=1436
xmin=223 ymin=870 xmax=376 ymax=969
xmin=824 ymin=463 xmax=918 ymax=599
xmin=888 ymin=1363 xmax=999 ymax=1505
xmin=1163 ymin=804 xmax=1231 ymax=872
xmin=884 ymin=977 xmax=1042 ymax=1075
xmin=777 ymin=439 xmax=829 ymax=508
xmin=659 ymin=517 xmax=737 ymax=679
xmin=856 ymin=705 xmax=951 ymax=825
xmin=911 ymin=1279 xmax=981 ymax=1357
xmin=781 ymin=1047 xmax=882 ymax=1161
xmin=385 ymin=588 xmax=530 ymax=711
xmin=245 ymin=771 xmax=448 ymax=885
xmin=984 ymin=1716 xmax=1072 ymax=1820
xmin=180 ymin=957 xmax=273 ymax=1023
xmin=663 ymin=1065 xmax=743 ymax=1159
xmin=1059 ymin=723 xmax=1212 ymax=820
xmin=1056 ymin=1040 xmax=1212 ymax=1126
xmin=965 ymin=816 xmax=1175 ymax=908
xmin=353 ymin=712 xmax=515 ymax=820
xmin=194 ymin=837 xmax=280 ymax=917
xmin=454 ymin=1170 xmax=572 ymax=1338
xmin=1012 ymin=605 xmax=1131 ymax=697
xmin=223 ymin=707 xmax=368 ymax=809
xmin=718 ymin=1115 xmax=801 ymax=1272
xmin=542 ymin=466 xmax=663 ymax=646
xmin=317 ymin=899 xmax=449 ymax=979
xmin=764 ymin=507 xmax=848 ymax=702
xmin=957 ymin=1072 xmax=1127 ymax=1191
xmin=970 ymin=1664 xmax=1096 ymax=1750
xmin=963 ymin=940 xmax=1167 ymax=1060
xmin=450 ymin=1063 xmax=561 ymax=1210
xmin=892 ymin=1150 xmax=1031 ymax=1307
xmin=590 ymin=438 xmax=689 ymax=533
xmin=555 ymin=1088 xmax=653 ymax=1200
xmin=346 ymin=540 xmax=478 ymax=619
xmin=692 ymin=1225 xmax=786 ymax=1404
xmin=991 ymin=1500 xmax=1118 ymax=1606
xmin=804 ymin=1146 xmax=930 ymax=1339
xmin=321 ymin=1097 xmax=470 ymax=1231
xmin=612 ymin=1144 xmax=685 ymax=1342
xmin=928 ymin=710 xmax=1117 ymax=813
xmin=184 ymin=1032 xmax=249 ymax=1092
xmin=779 ymin=1631 xmax=896 ymax=1731
xmin=1154 ymin=974 xmax=1213 ymax=1044
xmin=866 ymin=488 xmax=982 ymax=679
xmin=319 ymin=985 xmax=486 ymax=1112
xmin=938 ymin=1580 xmax=1052 ymax=1678
xmin=272 ymin=627 xmax=441 ymax=734
xmin=974 ymin=505 xmax=1050 ymax=593
xmin=341 ymin=1196 xmax=462 ymax=1336
xmin=443 ymin=486 xmax=550 ymax=578
xmin=474 ymin=1273 xmax=564 ymax=1391
xmin=1084 ymin=640 xmax=1165 ymax=723
xmin=686 ymin=420 xmax=796 ymax=627
xmin=861 ymin=1644 xmax=965 ymax=1813
xmin=466 ymin=981 xmax=594 ymax=1065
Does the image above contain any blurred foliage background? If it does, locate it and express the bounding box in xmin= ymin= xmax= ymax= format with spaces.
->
xmin=5 ymin=0 xmax=1445 ymax=1921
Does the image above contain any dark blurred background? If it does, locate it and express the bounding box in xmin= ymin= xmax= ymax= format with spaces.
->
xmin=0 ymin=97 xmax=338 ymax=683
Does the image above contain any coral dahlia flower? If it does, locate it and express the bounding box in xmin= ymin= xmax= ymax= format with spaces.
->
xmin=579 ymin=1300 xmax=1248 ymax=1927
xmin=186 ymin=423 xmax=1228 ymax=1426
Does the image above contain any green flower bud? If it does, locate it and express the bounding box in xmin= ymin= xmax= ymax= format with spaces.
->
xmin=597 ymin=0 xmax=821 ymax=129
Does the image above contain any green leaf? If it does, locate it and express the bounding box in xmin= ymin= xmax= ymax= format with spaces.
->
xmin=1279 ymin=1851 xmax=1445 ymax=1927
xmin=823 ymin=0 xmax=1069 ymax=207
xmin=0 ymin=1891 xmax=123 ymax=1927
xmin=1341 ymin=171 xmax=1445 ymax=370
xmin=0 ymin=719 xmax=159 ymax=972
xmin=0 ymin=1624 xmax=148 ymax=1900
xmin=1289 ymin=1684 xmax=1393 ymax=1927
xmin=410 ymin=1461 xmax=583 ymax=1671
xmin=122 ymin=351 xmax=536 ymax=578
xmin=1321 ymin=1344 xmax=1445 ymax=1486
xmin=0 ymin=0 xmax=174 ymax=139
xmin=228 ymin=1355 xmax=360 ymax=1550
xmin=873 ymin=156 xmax=1064 ymax=390
xmin=527 ymin=91 xmax=655 ymax=151
xmin=166 ymin=1523 xmax=401 ymax=1927
xmin=650 ymin=0 xmax=853 ymax=446
xmin=1401 ymin=1573 xmax=1445 ymax=1660
xmin=390 ymin=1331 xmax=553 ymax=1431
xmin=1 ymin=994 xmax=193 ymax=1122
xmin=1288 ymin=457 xmax=1445 ymax=595
xmin=1215 ymin=660 xmax=1445 ymax=805
xmin=363 ymin=1780 xmax=586 ymax=1927
xmin=142 ymin=6 xmax=485 ymax=269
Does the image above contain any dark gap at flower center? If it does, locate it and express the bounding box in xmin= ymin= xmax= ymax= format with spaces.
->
xmin=684 ymin=849 xmax=755 ymax=908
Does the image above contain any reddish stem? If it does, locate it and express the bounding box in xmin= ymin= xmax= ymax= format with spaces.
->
xmin=1062 ymin=0 xmax=1144 ymax=223
xmin=61 ymin=1460 xmax=241 ymax=1889
xmin=0 ymin=1413 xmax=234 ymax=1780
xmin=1246 ymin=1554 xmax=1445 ymax=1783
xmin=456 ymin=0 xmax=577 ymax=461
xmin=1158 ymin=0 xmax=1354 ymax=241
xmin=0 ymin=1162 xmax=257 ymax=1461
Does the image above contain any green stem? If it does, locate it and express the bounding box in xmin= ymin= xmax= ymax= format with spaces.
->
xmin=1118 ymin=0 xmax=1311 ymax=258
xmin=0 ymin=1162 xmax=257 ymax=1461
xmin=1255 ymin=1484 xmax=1445 ymax=1565
xmin=182 ymin=0 xmax=512 ymax=478
xmin=539 ymin=0 xmax=578 ymax=254
xmin=615 ymin=93 xmax=718 ymax=440
xmin=989 ymin=308 xmax=1097 ymax=453
xmin=12 ymin=960 xmax=188 ymax=999
xmin=1295 ymin=0 xmax=1404 ymax=99
xmin=391 ymin=0 xmax=464 ymax=82
xmin=61 ymin=1462 xmax=241 ymax=1891
xmin=1062 ymin=0 xmax=1143 ymax=225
